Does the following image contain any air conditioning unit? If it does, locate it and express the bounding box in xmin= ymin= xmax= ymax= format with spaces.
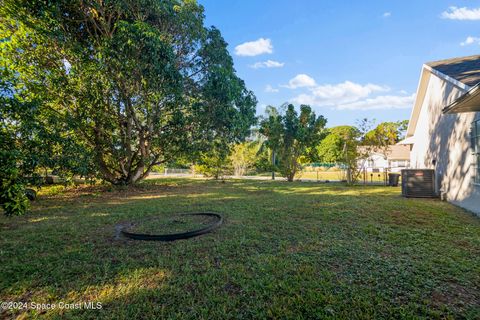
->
xmin=401 ymin=169 xmax=437 ymax=198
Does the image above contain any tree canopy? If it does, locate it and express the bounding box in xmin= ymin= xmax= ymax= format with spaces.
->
xmin=364 ymin=120 xmax=409 ymax=146
xmin=230 ymin=141 xmax=259 ymax=177
xmin=260 ymin=104 xmax=327 ymax=181
xmin=1 ymin=0 xmax=257 ymax=186
xmin=317 ymin=126 xmax=359 ymax=164
xmin=317 ymin=119 xmax=409 ymax=183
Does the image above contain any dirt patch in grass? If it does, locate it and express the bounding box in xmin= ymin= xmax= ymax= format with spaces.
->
xmin=223 ymin=282 xmax=243 ymax=296
xmin=430 ymin=281 xmax=480 ymax=313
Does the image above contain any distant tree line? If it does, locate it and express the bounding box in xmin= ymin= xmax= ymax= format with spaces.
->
xmin=180 ymin=110 xmax=407 ymax=185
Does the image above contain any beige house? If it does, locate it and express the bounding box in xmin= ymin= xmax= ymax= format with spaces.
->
xmin=358 ymin=145 xmax=410 ymax=173
xmin=400 ymin=55 xmax=480 ymax=215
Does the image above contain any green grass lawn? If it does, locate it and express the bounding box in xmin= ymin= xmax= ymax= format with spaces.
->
xmin=1 ymin=179 xmax=479 ymax=319
xmin=295 ymin=170 xmax=346 ymax=181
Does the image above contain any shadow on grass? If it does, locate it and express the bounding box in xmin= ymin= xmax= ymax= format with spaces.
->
xmin=0 ymin=179 xmax=479 ymax=318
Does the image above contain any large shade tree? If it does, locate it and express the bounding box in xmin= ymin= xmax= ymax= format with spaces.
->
xmin=1 ymin=0 xmax=256 ymax=185
xmin=1 ymin=27 xmax=97 ymax=215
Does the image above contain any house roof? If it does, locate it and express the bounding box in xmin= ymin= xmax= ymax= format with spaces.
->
xmin=358 ymin=145 xmax=410 ymax=161
xmin=386 ymin=145 xmax=410 ymax=160
xmin=396 ymin=136 xmax=415 ymax=145
xmin=443 ymin=83 xmax=480 ymax=113
xmin=406 ymin=55 xmax=480 ymax=137
xmin=427 ymin=55 xmax=480 ymax=87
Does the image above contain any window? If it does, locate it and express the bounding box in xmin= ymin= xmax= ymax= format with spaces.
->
xmin=389 ymin=160 xmax=408 ymax=168
xmin=471 ymin=120 xmax=480 ymax=185
xmin=397 ymin=160 xmax=408 ymax=167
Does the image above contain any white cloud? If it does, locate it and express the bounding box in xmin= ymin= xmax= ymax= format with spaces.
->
xmin=265 ymin=85 xmax=279 ymax=93
xmin=441 ymin=6 xmax=480 ymax=20
xmin=234 ymin=38 xmax=273 ymax=56
xmin=250 ymin=60 xmax=285 ymax=69
xmin=282 ymin=74 xmax=317 ymax=89
xmin=292 ymin=81 xmax=389 ymax=106
xmin=290 ymin=80 xmax=413 ymax=110
xmin=460 ymin=36 xmax=480 ymax=46
xmin=383 ymin=12 xmax=391 ymax=17
xmin=337 ymin=94 xmax=416 ymax=110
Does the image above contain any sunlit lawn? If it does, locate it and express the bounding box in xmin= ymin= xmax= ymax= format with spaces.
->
xmin=297 ymin=170 xmax=388 ymax=182
xmin=0 ymin=179 xmax=479 ymax=319
xmin=256 ymin=170 xmax=388 ymax=182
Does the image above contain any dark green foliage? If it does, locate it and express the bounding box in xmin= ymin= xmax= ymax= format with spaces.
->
xmin=0 ymin=140 xmax=29 ymax=216
xmin=317 ymin=119 xmax=401 ymax=183
xmin=260 ymin=104 xmax=327 ymax=181
xmin=195 ymin=141 xmax=232 ymax=180
xmin=0 ymin=19 xmax=98 ymax=215
xmin=253 ymin=149 xmax=274 ymax=173
xmin=0 ymin=53 xmax=35 ymax=215
xmin=317 ymin=125 xmax=360 ymax=164
xmin=1 ymin=0 xmax=256 ymax=186
xmin=317 ymin=125 xmax=361 ymax=184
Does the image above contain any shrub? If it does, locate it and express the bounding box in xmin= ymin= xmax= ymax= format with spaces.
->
xmin=0 ymin=181 xmax=29 ymax=216
xmin=0 ymin=145 xmax=30 ymax=216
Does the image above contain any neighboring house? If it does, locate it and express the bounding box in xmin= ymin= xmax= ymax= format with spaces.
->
xmin=399 ymin=55 xmax=480 ymax=215
xmin=358 ymin=145 xmax=410 ymax=173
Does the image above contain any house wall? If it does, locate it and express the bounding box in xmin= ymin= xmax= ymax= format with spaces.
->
xmin=367 ymin=154 xmax=388 ymax=168
xmin=359 ymin=154 xmax=409 ymax=173
xmin=410 ymin=73 xmax=480 ymax=215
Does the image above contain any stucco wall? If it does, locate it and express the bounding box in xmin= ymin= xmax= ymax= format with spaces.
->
xmin=358 ymin=154 xmax=408 ymax=173
xmin=410 ymin=73 xmax=480 ymax=215
xmin=367 ymin=154 xmax=388 ymax=168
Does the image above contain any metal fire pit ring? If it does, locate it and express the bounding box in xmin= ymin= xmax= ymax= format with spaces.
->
xmin=120 ymin=212 xmax=223 ymax=241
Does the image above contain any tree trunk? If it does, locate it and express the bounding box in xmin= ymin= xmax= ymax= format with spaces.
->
xmin=271 ymin=151 xmax=275 ymax=180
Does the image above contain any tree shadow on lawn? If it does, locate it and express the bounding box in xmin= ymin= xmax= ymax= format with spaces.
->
xmin=0 ymin=180 xmax=479 ymax=318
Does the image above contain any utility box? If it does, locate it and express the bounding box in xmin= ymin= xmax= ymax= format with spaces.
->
xmin=401 ymin=169 xmax=437 ymax=198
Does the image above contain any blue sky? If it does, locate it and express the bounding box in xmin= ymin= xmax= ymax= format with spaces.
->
xmin=200 ymin=0 xmax=480 ymax=127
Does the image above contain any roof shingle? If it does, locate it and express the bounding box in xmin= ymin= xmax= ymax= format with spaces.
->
xmin=358 ymin=145 xmax=410 ymax=160
xmin=427 ymin=54 xmax=480 ymax=87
